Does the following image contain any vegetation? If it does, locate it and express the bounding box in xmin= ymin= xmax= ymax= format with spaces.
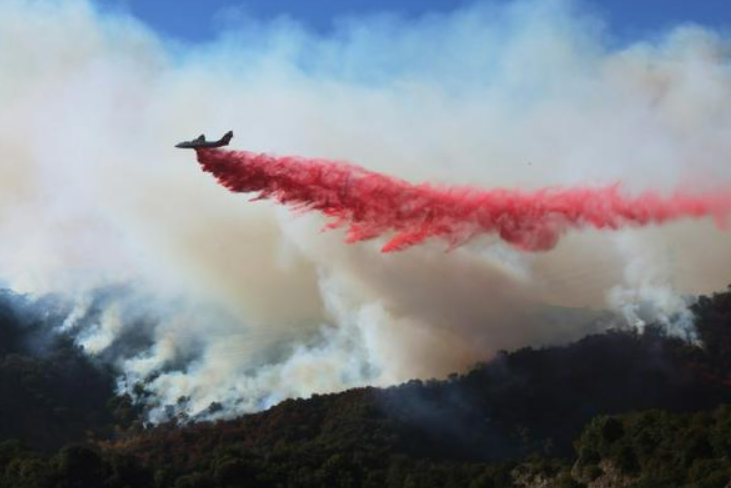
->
xmin=0 ymin=292 xmax=119 ymax=450
xmin=0 ymin=286 xmax=729 ymax=487
xmin=575 ymin=407 xmax=731 ymax=488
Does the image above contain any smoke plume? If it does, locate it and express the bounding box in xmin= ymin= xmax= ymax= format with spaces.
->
xmin=1 ymin=0 xmax=731 ymax=421
xmin=196 ymin=147 xmax=731 ymax=252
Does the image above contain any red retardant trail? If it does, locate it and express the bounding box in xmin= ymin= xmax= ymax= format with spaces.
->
xmin=195 ymin=148 xmax=731 ymax=252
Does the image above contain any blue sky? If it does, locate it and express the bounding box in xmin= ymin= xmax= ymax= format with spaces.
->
xmin=103 ymin=0 xmax=729 ymax=44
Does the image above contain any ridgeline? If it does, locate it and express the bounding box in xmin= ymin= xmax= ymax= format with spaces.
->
xmin=0 ymin=286 xmax=730 ymax=488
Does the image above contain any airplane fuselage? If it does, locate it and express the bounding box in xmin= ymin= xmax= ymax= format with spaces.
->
xmin=176 ymin=131 xmax=233 ymax=149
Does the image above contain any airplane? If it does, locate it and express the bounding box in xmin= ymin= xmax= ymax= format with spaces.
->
xmin=175 ymin=130 xmax=233 ymax=149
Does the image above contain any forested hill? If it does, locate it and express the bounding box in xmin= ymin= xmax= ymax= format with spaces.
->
xmin=0 ymin=286 xmax=730 ymax=487
xmin=115 ymin=293 xmax=731 ymax=463
xmin=0 ymin=292 xmax=121 ymax=450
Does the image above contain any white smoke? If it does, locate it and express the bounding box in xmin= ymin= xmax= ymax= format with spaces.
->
xmin=607 ymin=230 xmax=696 ymax=339
xmin=1 ymin=0 xmax=730 ymax=420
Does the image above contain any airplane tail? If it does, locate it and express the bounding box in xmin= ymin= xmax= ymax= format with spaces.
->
xmin=222 ymin=130 xmax=233 ymax=145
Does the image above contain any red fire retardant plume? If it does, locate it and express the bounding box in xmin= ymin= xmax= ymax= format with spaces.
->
xmin=195 ymin=149 xmax=731 ymax=252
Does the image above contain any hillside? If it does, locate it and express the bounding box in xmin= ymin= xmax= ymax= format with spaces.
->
xmin=0 ymin=286 xmax=729 ymax=487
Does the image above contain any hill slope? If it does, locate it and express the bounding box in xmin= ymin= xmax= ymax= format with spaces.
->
xmin=0 ymin=286 xmax=730 ymax=487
